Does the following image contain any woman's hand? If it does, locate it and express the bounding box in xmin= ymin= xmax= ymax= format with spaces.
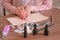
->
xmin=17 ymin=7 xmax=27 ymax=20
xmin=15 ymin=6 xmax=31 ymax=20
xmin=15 ymin=7 xmax=27 ymax=20
xmin=25 ymin=6 xmax=31 ymax=18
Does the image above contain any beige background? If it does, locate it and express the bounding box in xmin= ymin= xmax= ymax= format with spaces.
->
xmin=0 ymin=0 xmax=60 ymax=16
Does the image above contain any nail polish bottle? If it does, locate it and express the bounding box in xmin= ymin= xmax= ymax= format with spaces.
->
xmin=33 ymin=23 xmax=38 ymax=35
xmin=3 ymin=25 xmax=10 ymax=39
xmin=44 ymin=24 xmax=49 ymax=36
xmin=24 ymin=25 xmax=27 ymax=38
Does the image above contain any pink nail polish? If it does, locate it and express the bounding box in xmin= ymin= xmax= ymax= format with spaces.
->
xmin=3 ymin=25 xmax=10 ymax=36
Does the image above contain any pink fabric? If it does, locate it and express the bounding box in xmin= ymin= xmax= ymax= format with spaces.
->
xmin=1 ymin=0 xmax=52 ymax=13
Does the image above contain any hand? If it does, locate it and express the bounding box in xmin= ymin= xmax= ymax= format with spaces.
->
xmin=15 ymin=7 xmax=27 ymax=20
xmin=25 ymin=6 xmax=31 ymax=17
xmin=15 ymin=6 xmax=31 ymax=20
xmin=17 ymin=7 xmax=27 ymax=20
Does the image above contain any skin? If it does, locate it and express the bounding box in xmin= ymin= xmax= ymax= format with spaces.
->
xmin=16 ymin=6 xmax=31 ymax=20
xmin=1 ymin=0 xmax=52 ymax=20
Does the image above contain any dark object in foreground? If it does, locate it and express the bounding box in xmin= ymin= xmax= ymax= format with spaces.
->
xmin=33 ymin=23 xmax=38 ymax=35
xmin=24 ymin=25 xmax=27 ymax=38
xmin=44 ymin=24 xmax=49 ymax=36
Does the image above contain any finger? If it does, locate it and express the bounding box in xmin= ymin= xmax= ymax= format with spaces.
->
xmin=20 ymin=7 xmax=27 ymax=18
xmin=18 ymin=7 xmax=27 ymax=19
xmin=18 ymin=7 xmax=25 ymax=16
xmin=25 ymin=8 xmax=30 ymax=18
xmin=17 ymin=7 xmax=25 ymax=18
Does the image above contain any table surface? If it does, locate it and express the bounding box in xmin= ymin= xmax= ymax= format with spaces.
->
xmin=0 ymin=8 xmax=60 ymax=40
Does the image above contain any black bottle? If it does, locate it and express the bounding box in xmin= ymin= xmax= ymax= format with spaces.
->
xmin=33 ymin=23 xmax=38 ymax=35
xmin=44 ymin=24 xmax=49 ymax=36
xmin=24 ymin=25 xmax=27 ymax=38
